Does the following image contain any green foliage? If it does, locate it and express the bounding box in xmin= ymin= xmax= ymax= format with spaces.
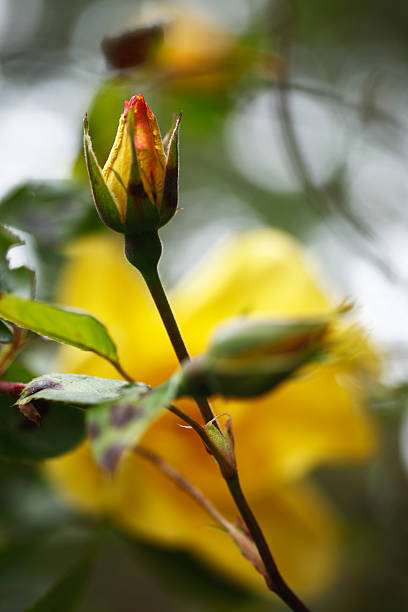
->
xmin=0 ymin=182 xmax=91 ymax=246
xmin=18 ymin=373 xmax=135 ymax=408
xmin=6 ymin=309 xmax=333 ymax=468
xmin=0 ymin=319 xmax=13 ymax=343
xmin=24 ymin=553 xmax=95 ymax=612
xmin=0 ymin=224 xmax=34 ymax=297
xmin=0 ymin=182 xmax=104 ymax=300
xmin=86 ymin=379 xmax=180 ymax=471
xmin=0 ymin=392 xmax=85 ymax=461
xmin=0 ymin=293 xmax=121 ymax=366
xmin=9 ymin=371 xmax=179 ymax=469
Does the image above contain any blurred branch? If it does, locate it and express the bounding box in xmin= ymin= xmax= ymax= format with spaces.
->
xmin=135 ymin=445 xmax=310 ymax=611
xmin=0 ymin=326 xmax=26 ymax=378
xmin=135 ymin=445 xmax=230 ymax=530
xmin=0 ymin=380 xmax=25 ymax=398
xmin=262 ymin=73 xmax=407 ymax=137
xmin=273 ymin=8 xmax=403 ymax=286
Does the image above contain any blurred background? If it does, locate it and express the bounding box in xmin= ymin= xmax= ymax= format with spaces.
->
xmin=1 ymin=0 xmax=408 ymax=610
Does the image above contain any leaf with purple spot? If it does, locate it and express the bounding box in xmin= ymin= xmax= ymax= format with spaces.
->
xmin=87 ymin=374 xmax=182 ymax=473
xmin=18 ymin=373 xmax=139 ymax=408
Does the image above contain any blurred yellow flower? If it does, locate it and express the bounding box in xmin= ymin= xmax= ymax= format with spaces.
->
xmin=45 ymin=228 xmax=377 ymax=595
xmin=155 ymin=6 xmax=233 ymax=76
xmin=141 ymin=3 xmax=251 ymax=89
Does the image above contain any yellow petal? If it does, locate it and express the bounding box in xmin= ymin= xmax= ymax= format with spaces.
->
xmin=102 ymin=114 xmax=131 ymax=221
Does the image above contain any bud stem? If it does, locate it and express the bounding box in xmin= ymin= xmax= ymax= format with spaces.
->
xmin=125 ymin=230 xmax=310 ymax=611
xmin=125 ymin=231 xmax=215 ymax=425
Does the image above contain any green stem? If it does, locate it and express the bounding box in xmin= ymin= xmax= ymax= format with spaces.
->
xmin=109 ymin=359 xmax=135 ymax=384
xmin=142 ymin=264 xmax=189 ymax=363
xmin=125 ymin=232 xmax=215 ymax=425
xmin=125 ymin=231 xmax=310 ymax=611
xmin=226 ymin=475 xmax=311 ymax=612
xmin=171 ymin=402 xmax=310 ymax=610
xmin=143 ymin=266 xmax=216 ymax=424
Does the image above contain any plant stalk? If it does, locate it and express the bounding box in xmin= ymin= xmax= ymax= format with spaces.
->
xmin=140 ymin=263 xmax=216 ymax=426
xmin=133 ymin=251 xmax=311 ymax=611
xmin=226 ymin=474 xmax=310 ymax=611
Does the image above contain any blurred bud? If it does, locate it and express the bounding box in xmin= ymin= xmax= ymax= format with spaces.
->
xmin=18 ymin=401 xmax=41 ymax=426
xmin=205 ymin=415 xmax=237 ymax=478
xmin=100 ymin=5 xmax=252 ymax=91
xmin=83 ymin=95 xmax=181 ymax=236
xmin=180 ymin=316 xmax=335 ymax=399
xmin=102 ymin=25 xmax=164 ymax=70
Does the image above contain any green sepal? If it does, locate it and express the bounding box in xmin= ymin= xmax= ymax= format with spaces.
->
xmin=205 ymin=417 xmax=236 ymax=478
xmin=160 ymin=112 xmax=182 ymax=226
xmin=124 ymin=110 xmax=160 ymax=235
xmin=191 ymin=349 xmax=324 ymax=398
xmin=83 ymin=116 xmax=124 ymax=233
xmin=208 ymin=317 xmax=330 ymax=360
xmin=124 ymin=231 xmax=162 ymax=275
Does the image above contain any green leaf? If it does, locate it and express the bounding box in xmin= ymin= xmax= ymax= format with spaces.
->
xmin=0 ymin=181 xmax=89 ymax=246
xmin=0 ymin=224 xmax=35 ymax=297
xmin=87 ymin=375 xmax=180 ymax=472
xmin=24 ymin=552 xmax=94 ymax=612
xmin=2 ymin=358 xmax=33 ymax=382
xmin=18 ymin=373 xmax=137 ymax=407
xmin=0 ymin=319 xmax=13 ymax=343
xmin=0 ymin=393 xmax=85 ymax=461
xmin=0 ymin=293 xmax=120 ymax=365
xmin=14 ymin=372 xmax=181 ymax=469
xmin=0 ymin=182 xmax=103 ymax=301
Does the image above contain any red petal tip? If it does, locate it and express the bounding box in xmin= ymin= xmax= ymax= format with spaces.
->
xmin=124 ymin=94 xmax=146 ymax=117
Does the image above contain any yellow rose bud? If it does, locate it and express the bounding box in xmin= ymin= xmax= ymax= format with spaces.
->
xmin=83 ymin=94 xmax=181 ymax=235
